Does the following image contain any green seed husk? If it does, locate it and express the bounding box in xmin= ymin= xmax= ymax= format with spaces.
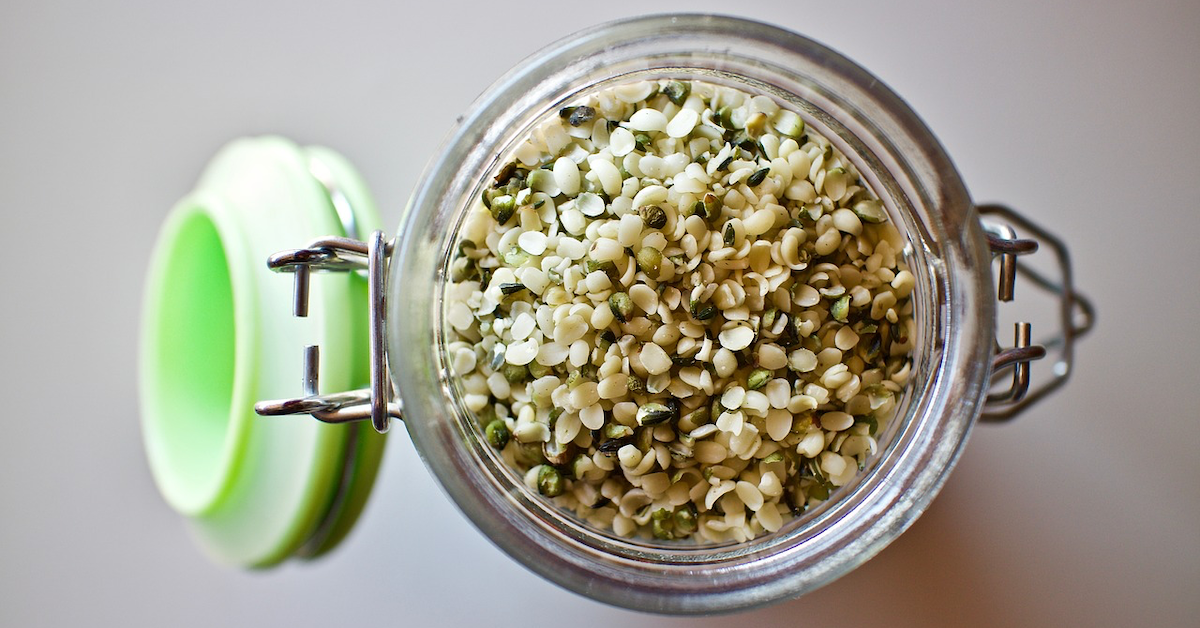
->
xmin=597 ymin=437 xmax=632 ymax=454
xmin=832 ymin=295 xmax=851 ymax=323
xmin=691 ymin=302 xmax=716 ymax=321
xmin=499 ymin=282 xmax=526 ymax=295
xmin=674 ymin=504 xmax=698 ymax=535
xmin=484 ymin=419 xmax=510 ymax=449
xmin=586 ymin=259 xmax=616 ymax=274
xmin=502 ymin=363 xmax=528 ymax=384
xmin=597 ymin=329 xmax=617 ymax=353
xmin=703 ymin=193 xmax=721 ymax=221
xmin=492 ymin=161 xmax=523 ymax=186
xmin=747 ymin=167 xmax=770 ymax=187
xmin=488 ymin=344 xmax=506 ymax=370
xmin=761 ymin=308 xmax=778 ymax=331
xmin=528 ymin=361 xmax=552 ymax=379
xmin=747 ymin=368 xmax=772 ymax=390
xmin=605 ymin=423 xmax=634 ymax=440
xmin=671 ymin=355 xmax=695 ymax=367
xmin=731 ymin=131 xmax=757 ymax=153
xmin=863 ymin=333 xmax=883 ymax=361
xmin=490 ymin=194 xmax=516 ymax=224
xmin=503 ymin=246 xmax=530 ymax=266
xmin=762 ymin=451 xmax=785 ymax=464
xmin=635 ymin=246 xmax=662 ymax=276
xmin=542 ymin=439 xmax=575 ymax=466
xmin=667 ymin=444 xmax=692 ymax=463
xmin=639 ymin=205 xmax=668 ymax=229
xmin=716 ymin=106 xmax=734 ymax=129
xmin=609 ymin=291 xmax=633 ymax=322
xmin=536 ymin=465 xmax=564 ymax=497
xmin=852 ymin=199 xmax=888 ymax=223
xmin=636 ymin=425 xmax=654 ymax=452
xmin=567 ymin=105 xmax=595 ymax=127
xmin=664 ymin=80 xmax=690 ymax=106
xmin=637 ymin=402 xmax=675 ymax=426
xmin=514 ymin=441 xmax=546 ymax=466
xmin=652 ymin=512 xmax=675 ymax=540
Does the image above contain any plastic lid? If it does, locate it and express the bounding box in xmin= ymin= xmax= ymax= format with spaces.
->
xmin=140 ymin=137 xmax=386 ymax=566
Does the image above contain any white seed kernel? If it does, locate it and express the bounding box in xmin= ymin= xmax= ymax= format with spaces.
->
xmin=553 ymin=157 xmax=581 ymax=196
xmin=820 ymin=411 xmax=854 ymax=432
xmin=757 ymin=343 xmax=787 ymax=370
xmin=666 ymin=108 xmax=699 ymax=138
xmin=640 ymin=342 xmax=672 ymax=375
xmin=579 ymin=403 xmax=605 ymax=430
xmin=788 ymin=348 xmax=818 ymax=372
xmin=505 ymin=339 xmax=539 ymax=365
xmin=628 ymin=108 xmax=668 ymax=132
xmin=718 ymin=325 xmax=756 ymax=351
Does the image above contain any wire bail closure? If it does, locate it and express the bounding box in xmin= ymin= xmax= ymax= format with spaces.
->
xmin=254 ymin=232 xmax=401 ymax=433
xmin=979 ymin=204 xmax=1094 ymax=421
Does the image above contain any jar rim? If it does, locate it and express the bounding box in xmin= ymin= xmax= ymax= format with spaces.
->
xmin=388 ymin=13 xmax=993 ymax=613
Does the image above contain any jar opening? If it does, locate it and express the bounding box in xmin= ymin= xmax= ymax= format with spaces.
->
xmin=436 ymin=68 xmax=929 ymax=558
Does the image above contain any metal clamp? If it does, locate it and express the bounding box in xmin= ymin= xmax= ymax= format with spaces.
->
xmin=978 ymin=204 xmax=1094 ymax=422
xmin=253 ymin=232 xmax=401 ymax=433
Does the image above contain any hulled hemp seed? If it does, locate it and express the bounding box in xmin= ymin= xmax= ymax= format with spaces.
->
xmin=445 ymin=78 xmax=915 ymax=544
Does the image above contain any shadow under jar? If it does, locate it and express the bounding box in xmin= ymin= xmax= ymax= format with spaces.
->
xmin=390 ymin=14 xmax=992 ymax=614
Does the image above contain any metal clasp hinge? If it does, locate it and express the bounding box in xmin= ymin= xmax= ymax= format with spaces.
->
xmin=252 ymin=232 xmax=401 ymax=433
xmin=979 ymin=205 xmax=1094 ymax=422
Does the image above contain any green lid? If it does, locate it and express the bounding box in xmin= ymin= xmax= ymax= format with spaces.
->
xmin=140 ymin=136 xmax=386 ymax=567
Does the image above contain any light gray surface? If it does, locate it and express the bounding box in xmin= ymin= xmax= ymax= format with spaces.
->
xmin=2 ymin=1 xmax=1197 ymax=626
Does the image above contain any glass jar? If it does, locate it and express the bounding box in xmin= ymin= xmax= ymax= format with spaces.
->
xmin=141 ymin=13 xmax=1091 ymax=614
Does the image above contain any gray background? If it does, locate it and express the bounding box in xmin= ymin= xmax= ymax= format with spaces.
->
xmin=3 ymin=0 xmax=1198 ymax=626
